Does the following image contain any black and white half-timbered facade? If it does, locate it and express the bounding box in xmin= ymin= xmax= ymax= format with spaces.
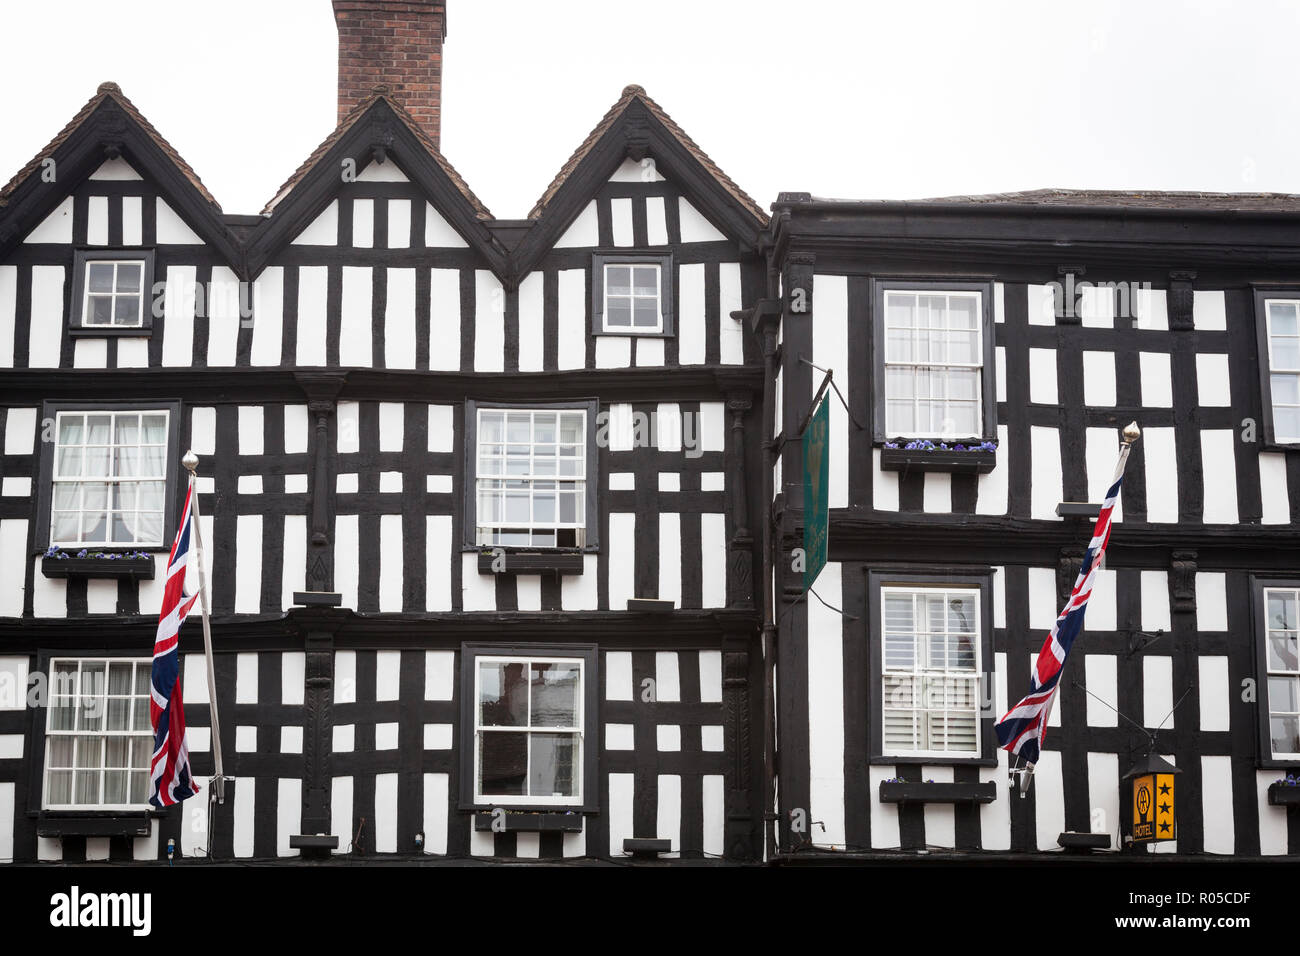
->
xmin=761 ymin=190 xmax=1300 ymax=861
xmin=1 ymin=0 xmax=1297 ymax=869
xmin=0 ymin=0 xmax=768 ymax=863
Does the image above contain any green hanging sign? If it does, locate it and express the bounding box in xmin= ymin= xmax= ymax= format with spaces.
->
xmin=802 ymin=396 xmax=829 ymax=589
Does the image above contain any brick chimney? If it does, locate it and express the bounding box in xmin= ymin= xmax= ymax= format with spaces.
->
xmin=333 ymin=0 xmax=446 ymax=147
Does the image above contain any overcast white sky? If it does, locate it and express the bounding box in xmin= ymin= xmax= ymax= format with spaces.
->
xmin=2 ymin=0 xmax=1298 ymax=218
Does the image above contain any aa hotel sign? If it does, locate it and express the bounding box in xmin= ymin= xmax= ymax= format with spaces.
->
xmin=1127 ymin=754 xmax=1180 ymax=845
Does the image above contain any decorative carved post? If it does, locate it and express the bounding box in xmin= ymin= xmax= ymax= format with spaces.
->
xmin=726 ymin=391 xmax=754 ymax=609
xmin=722 ymin=626 xmax=756 ymax=861
xmin=295 ymin=372 xmax=346 ymax=591
xmin=300 ymin=616 xmax=345 ymax=837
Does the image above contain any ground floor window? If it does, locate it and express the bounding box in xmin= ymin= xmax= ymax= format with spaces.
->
xmin=459 ymin=643 xmax=598 ymax=811
xmin=44 ymin=658 xmax=152 ymax=810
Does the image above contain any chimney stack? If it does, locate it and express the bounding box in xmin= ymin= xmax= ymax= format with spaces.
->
xmin=332 ymin=0 xmax=446 ymax=147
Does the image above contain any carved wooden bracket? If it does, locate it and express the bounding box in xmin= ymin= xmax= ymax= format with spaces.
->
xmin=1058 ymin=547 xmax=1085 ymax=607
xmin=1170 ymin=549 xmax=1197 ymax=613
xmin=1168 ymin=271 xmax=1197 ymax=331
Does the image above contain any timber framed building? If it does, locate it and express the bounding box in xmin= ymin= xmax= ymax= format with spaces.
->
xmin=0 ymin=0 xmax=1296 ymax=864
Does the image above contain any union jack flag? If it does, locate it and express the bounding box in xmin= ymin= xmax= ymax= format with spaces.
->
xmin=149 ymin=480 xmax=202 ymax=808
xmin=995 ymin=445 xmax=1132 ymax=765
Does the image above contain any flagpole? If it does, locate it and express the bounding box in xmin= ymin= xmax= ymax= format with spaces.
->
xmin=1039 ymin=421 xmax=1141 ymax=735
xmin=181 ymin=451 xmax=226 ymax=807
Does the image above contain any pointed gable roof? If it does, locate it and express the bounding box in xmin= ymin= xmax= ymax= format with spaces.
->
xmin=248 ymin=91 xmax=505 ymax=278
xmin=530 ymin=85 xmax=766 ymax=224
xmin=515 ymin=86 xmax=766 ymax=277
xmin=0 ymin=83 xmax=240 ymax=267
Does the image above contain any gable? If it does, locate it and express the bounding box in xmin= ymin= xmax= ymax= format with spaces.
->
xmin=247 ymin=97 xmax=502 ymax=278
xmin=515 ymin=86 xmax=765 ymax=277
xmin=0 ymin=84 xmax=239 ymax=269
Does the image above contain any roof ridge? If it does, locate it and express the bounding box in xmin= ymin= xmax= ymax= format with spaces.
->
xmin=0 ymin=82 xmax=220 ymax=209
xmin=259 ymin=89 xmax=492 ymax=219
xmin=527 ymin=84 xmax=767 ymax=224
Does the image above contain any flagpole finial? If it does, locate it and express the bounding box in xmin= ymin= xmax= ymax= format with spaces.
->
xmin=181 ymin=450 xmax=200 ymax=474
xmin=1122 ymin=421 xmax=1141 ymax=445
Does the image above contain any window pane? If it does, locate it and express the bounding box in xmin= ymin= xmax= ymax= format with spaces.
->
xmin=75 ymin=735 xmax=103 ymax=769
xmin=105 ymin=736 xmax=131 ymax=768
xmin=1273 ymin=337 xmax=1300 ymax=369
xmin=47 ymin=737 xmax=74 ymax=768
xmin=633 ymin=298 xmax=658 ymax=328
xmin=533 ymin=413 xmax=556 ymax=443
xmin=606 ymin=266 xmax=631 ymax=296
xmin=130 ymin=772 xmax=149 ymax=805
xmin=113 ymin=296 xmax=140 ymax=326
xmin=949 ymin=295 xmax=978 ymax=329
xmin=1272 ymin=374 xmax=1299 ymax=405
xmin=1269 ymin=592 xmax=1297 ymax=630
xmin=1271 ymin=715 xmax=1300 ymax=755
xmin=529 ymin=733 xmax=578 ymax=797
xmin=75 ymin=770 xmax=99 ymax=806
xmin=1270 ymin=677 xmax=1300 ymax=713
xmin=1270 ymin=301 xmax=1299 ymax=334
xmin=116 ymin=263 xmax=142 ymax=293
xmin=88 ymin=296 xmax=113 ymax=324
xmin=106 ymin=698 xmax=130 ymax=732
xmin=478 ymin=661 xmax=527 ymax=727
xmin=86 ymin=415 xmax=111 ymax=444
xmin=1274 ymin=407 xmax=1300 ymax=441
xmin=88 ymin=263 xmax=115 ymax=293
xmin=506 ymin=413 xmax=531 ymax=444
xmin=530 ymin=662 xmax=580 ymax=726
xmin=1270 ymin=632 xmax=1299 ymax=672
xmin=633 ymin=267 xmax=658 ymax=296
xmin=47 ymin=770 xmax=73 ymax=805
xmin=885 ymin=293 xmax=915 ymax=331
xmin=478 ymin=731 xmax=527 ymax=795
xmin=480 ymin=412 xmax=504 ymax=443
xmin=606 ymin=299 xmax=631 ymax=327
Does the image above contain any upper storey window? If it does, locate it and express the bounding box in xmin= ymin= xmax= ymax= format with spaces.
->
xmin=1262 ymin=298 xmax=1300 ymax=443
xmin=465 ymin=401 xmax=599 ymax=550
xmin=872 ymin=279 xmax=996 ymax=444
xmin=70 ymin=249 xmax=156 ymax=336
xmin=591 ymin=253 xmax=674 ymax=337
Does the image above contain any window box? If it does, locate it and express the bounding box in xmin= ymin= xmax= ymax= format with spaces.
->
xmin=475 ymin=551 xmax=586 ymax=575
xmin=35 ymin=811 xmax=153 ymax=838
xmin=41 ymin=553 xmax=155 ymax=581
xmin=878 ymin=781 xmax=997 ymax=805
xmin=879 ymin=447 xmax=996 ymax=475
xmin=1268 ymin=782 xmax=1300 ymax=806
xmin=472 ymin=811 xmax=585 ymax=832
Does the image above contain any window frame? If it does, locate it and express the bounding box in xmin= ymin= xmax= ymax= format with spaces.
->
xmin=866 ymin=568 xmax=997 ymax=767
xmin=591 ymin=252 xmax=675 ymax=337
xmin=1253 ymin=576 xmax=1300 ymax=769
xmin=457 ymin=642 xmax=599 ymax=813
xmin=69 ymin=248 xmax=156 ymax=337
xmin=870 ymin=278 xmax=997 ymax=445
xmin=461 ymin=398 xmax=600 ymax=553
xmin=33 ymin=399 xmax=183 ymax=555
xmin=40 ymin=656 xmax=155 ymax=812
xmin=1253 ymin=288 xmax=1300 ymax=450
